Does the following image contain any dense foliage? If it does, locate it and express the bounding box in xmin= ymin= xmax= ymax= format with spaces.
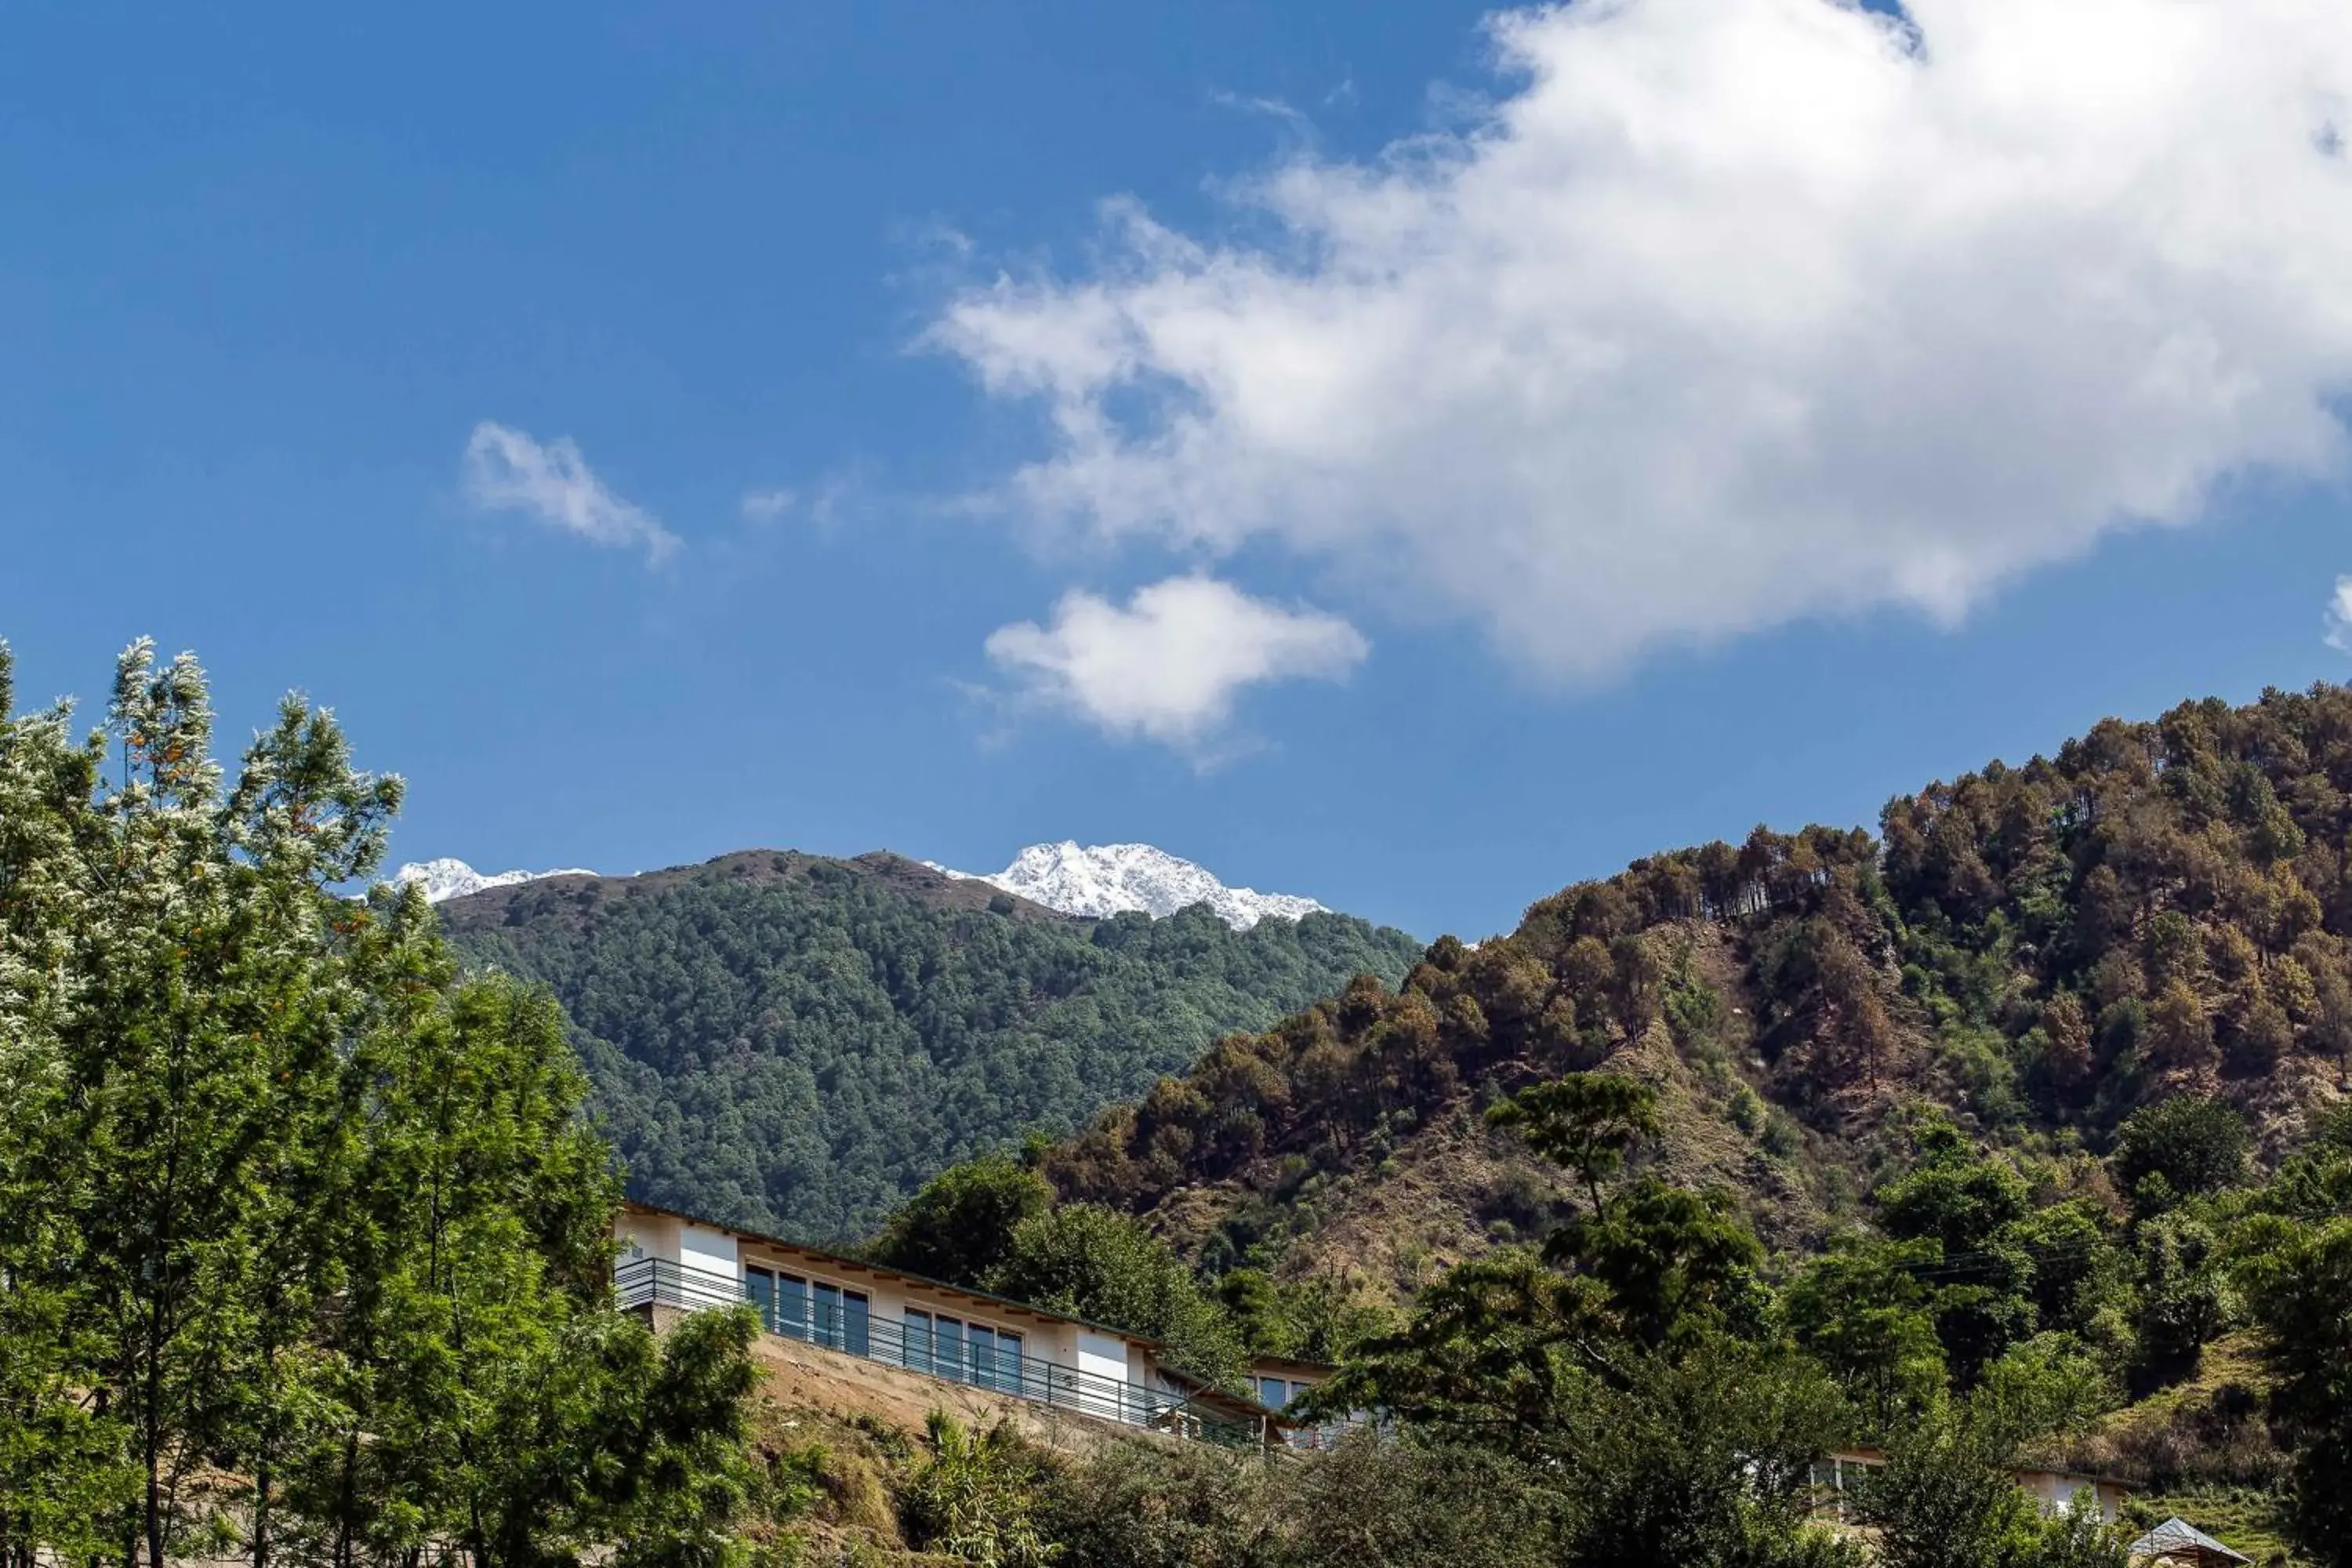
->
xmin=0 ymin=644 xmax=764 ymax=1566
xmin=869 ymin=1156 xmax=1250 ymax=1388
xmin=17 ymin=645 xmax=2352 ymax=1566
xmin=437 ymin=853 xmax=1422 ymax=1242
xmin=956 ymin=684 xmax=2352 ymax=1563
xmin=1039 ymin=685 xmax=2352 ymax=1276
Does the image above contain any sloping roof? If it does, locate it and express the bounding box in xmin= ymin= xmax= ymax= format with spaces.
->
xmin=2127 ymin=1517 xmax=2252 ymax=1565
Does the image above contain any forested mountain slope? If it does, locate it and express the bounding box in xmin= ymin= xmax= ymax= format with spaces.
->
xmin=1042 ymin=685 xmax=2352 ymax=1294
xmin=436 ymin=848 xmax=1424 ymax=1240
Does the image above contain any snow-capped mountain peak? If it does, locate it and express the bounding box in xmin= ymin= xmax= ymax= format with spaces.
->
xmin=927 ymin=842 xmax=1324 ymax=931
xmin=390 ymin=857 xmax=596 ymax=904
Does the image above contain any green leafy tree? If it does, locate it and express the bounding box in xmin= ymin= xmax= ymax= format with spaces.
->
xmin=1271 ymin=1436 xmax=1573 ymax=1568
xmin=1210 ymin=1268 xmax=1290 ymax=1360
xmin=2014 ymin=1200 xmax=2123 ymax=1341
xmin=1548 ymin=1342 xmax=1861 ymax=1568
xmin=2111 ymin=1097 xmax=2249 ymax=1216
xmin=985 ymin=1205 xmax=1243 ymax=1390
xmin=1484 ymin=1073 xmax=1661 ymax=1218
xmin=2130 ymin=1212 xmax=2229 ymax=1391
xmin=2238 ymin=1214 xmax=2352 ymax=1566
xmin=1312 ymin=1267 xmax=1857 ymax=1568
xmin=1875 ymin=1119 xmax=2037 ymax=1386
xmin=1784 ymin=1240 xmax=1949 ymax=1435
xmin=1548 ymin=1178 xmax=1770 ymax=1350
xmin=306 ymin=971 xmax=627 ymax=1560
xmin=867 ymin=1154 xmax=1053 ymax=1289
xmin=1308 ymin=1249 xmax=1602 ymax=1455
xmin=0 ymin=641 xmax=765 ymax=1563
xmin=1857 ymin=1404 xmax=2127 ymax=1568
xmin=1973 ymin=1334 xmax=2114 ymax=1445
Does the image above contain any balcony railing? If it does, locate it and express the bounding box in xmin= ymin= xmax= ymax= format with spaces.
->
xmin=614 ymin=1256 xmax=1271 ymax=1448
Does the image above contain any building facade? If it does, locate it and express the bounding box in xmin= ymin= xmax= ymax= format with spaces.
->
xmin=1813 ymin=1448 xmax=2132 ymax=1525
xmin=613 ymin=1200 xmax=1317 ymax=1446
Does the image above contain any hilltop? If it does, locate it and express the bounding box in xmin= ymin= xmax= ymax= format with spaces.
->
xmin=1040 ymin=685 xmax=2352 ymax=1295
xmin=434 ymin=848 xmax=1424 ymax=1240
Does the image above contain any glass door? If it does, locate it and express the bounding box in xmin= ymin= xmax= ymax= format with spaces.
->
xmin=745 ymin=1266 xmax=776 ymax=1334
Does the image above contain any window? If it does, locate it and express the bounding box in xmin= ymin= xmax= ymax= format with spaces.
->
xmin=809 ymin=1283 xmax=869 ymax=1356
xmin=744 ymin=1266 xmax=809 ymax=1338
xmin=1259 ymin=1377 xmax=1318 ymax=1411
xmin=1809 ymin=1457 xmax=1880 ymax=1521
xmin=745 ymin=1266 xmax=776 ymax=1333
xmin=936 ymin=1314 xmax=966 ymax=1381
xmin=898 ymin=1310 xmax=1022 ymax=1392
xmin=964 ymin=1325 xmax=1024 ymax=1392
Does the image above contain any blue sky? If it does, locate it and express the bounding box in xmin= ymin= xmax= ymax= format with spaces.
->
xmin=6 ymin=0 xmax=2352 ymax=940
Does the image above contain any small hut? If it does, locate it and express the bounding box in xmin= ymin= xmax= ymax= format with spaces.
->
xmin=2126 ymin=1518 xmax=2253 ymax=1566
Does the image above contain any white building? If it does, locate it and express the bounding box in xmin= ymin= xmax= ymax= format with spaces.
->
xmin=614 ymin=1200 xmax=1321 ymax=1447
xmin=1813 ymin=1447 xmax=2133 ymax=1524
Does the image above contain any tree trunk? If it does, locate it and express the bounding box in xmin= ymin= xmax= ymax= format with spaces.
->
xmin=144 ymin=1428 xmax=162 ymax=1568
xmin=252 ymin=1461 xmax=272 ymax=1568
xmin=334 ymin=1428 xmax=359 ymax=1568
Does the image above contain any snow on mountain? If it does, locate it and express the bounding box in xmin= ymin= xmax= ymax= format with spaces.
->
xmin=390 ymin=857 xmax=597 ymax=904
xmin=926 ymin=842 xmax=1326 ymax=931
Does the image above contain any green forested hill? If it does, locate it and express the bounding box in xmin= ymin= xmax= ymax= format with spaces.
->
xmin=436 ymin=848 xmax=1424 ymax=1240
xmin=981 ymin=684 xmax=2352 ymax=1552
xmin=1043 ymin=684 xmax=2352 ymax=1290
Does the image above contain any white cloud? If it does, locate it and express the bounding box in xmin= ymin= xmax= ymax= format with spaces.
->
xmin=461 ymin=422 xmax=680 ymax=564
xmin=985 ymin=575 xmax=1368 ymax=749
xmin=934 ymin=0 xmax=2352 ymax=680
xmin=740 ymin=488 xmax=796 ymax=523
xmin=2325 ymin=576 xmax=2352 ymax=651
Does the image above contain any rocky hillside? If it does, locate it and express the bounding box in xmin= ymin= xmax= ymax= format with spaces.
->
xmin=1041 ymin=684 xmax=2352 ymax=1295
xmin=436 ymin=848 xmax=1424 ymax=1240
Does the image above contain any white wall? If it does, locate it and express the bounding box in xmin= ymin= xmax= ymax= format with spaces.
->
xmin=1076 ymin=1329 xmax=1131 ymax=1422
xmin=678 ymin=1221 xmax=739 ymax=1301
xmin=615 ymin=1211 xmax=677 ymax=1265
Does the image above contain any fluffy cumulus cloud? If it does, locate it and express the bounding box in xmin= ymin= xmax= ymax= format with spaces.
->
xmin=935 ymin=0 xmax=2352 ymax=679
xmin=461 ymin=422 xmax=680 ymax=564
xmin=985 ymin=575 xmax=1368 ymax=749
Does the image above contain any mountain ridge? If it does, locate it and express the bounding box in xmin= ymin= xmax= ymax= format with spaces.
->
xmin=432 ymin=846 xmax=1426 ymax=1240
xmin=1036 ymin=683 xmax=2352 ymax=1302
xmin=393 ymin=855 xmax=598 ymax=902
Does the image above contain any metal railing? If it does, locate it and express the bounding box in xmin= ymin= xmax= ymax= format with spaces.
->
xmin=614 ymin=1256 xmax=1269 ymax=1447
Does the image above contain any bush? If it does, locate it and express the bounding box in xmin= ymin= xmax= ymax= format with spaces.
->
xmin=897 ymin=1414 xmax=1058 ymax=1568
